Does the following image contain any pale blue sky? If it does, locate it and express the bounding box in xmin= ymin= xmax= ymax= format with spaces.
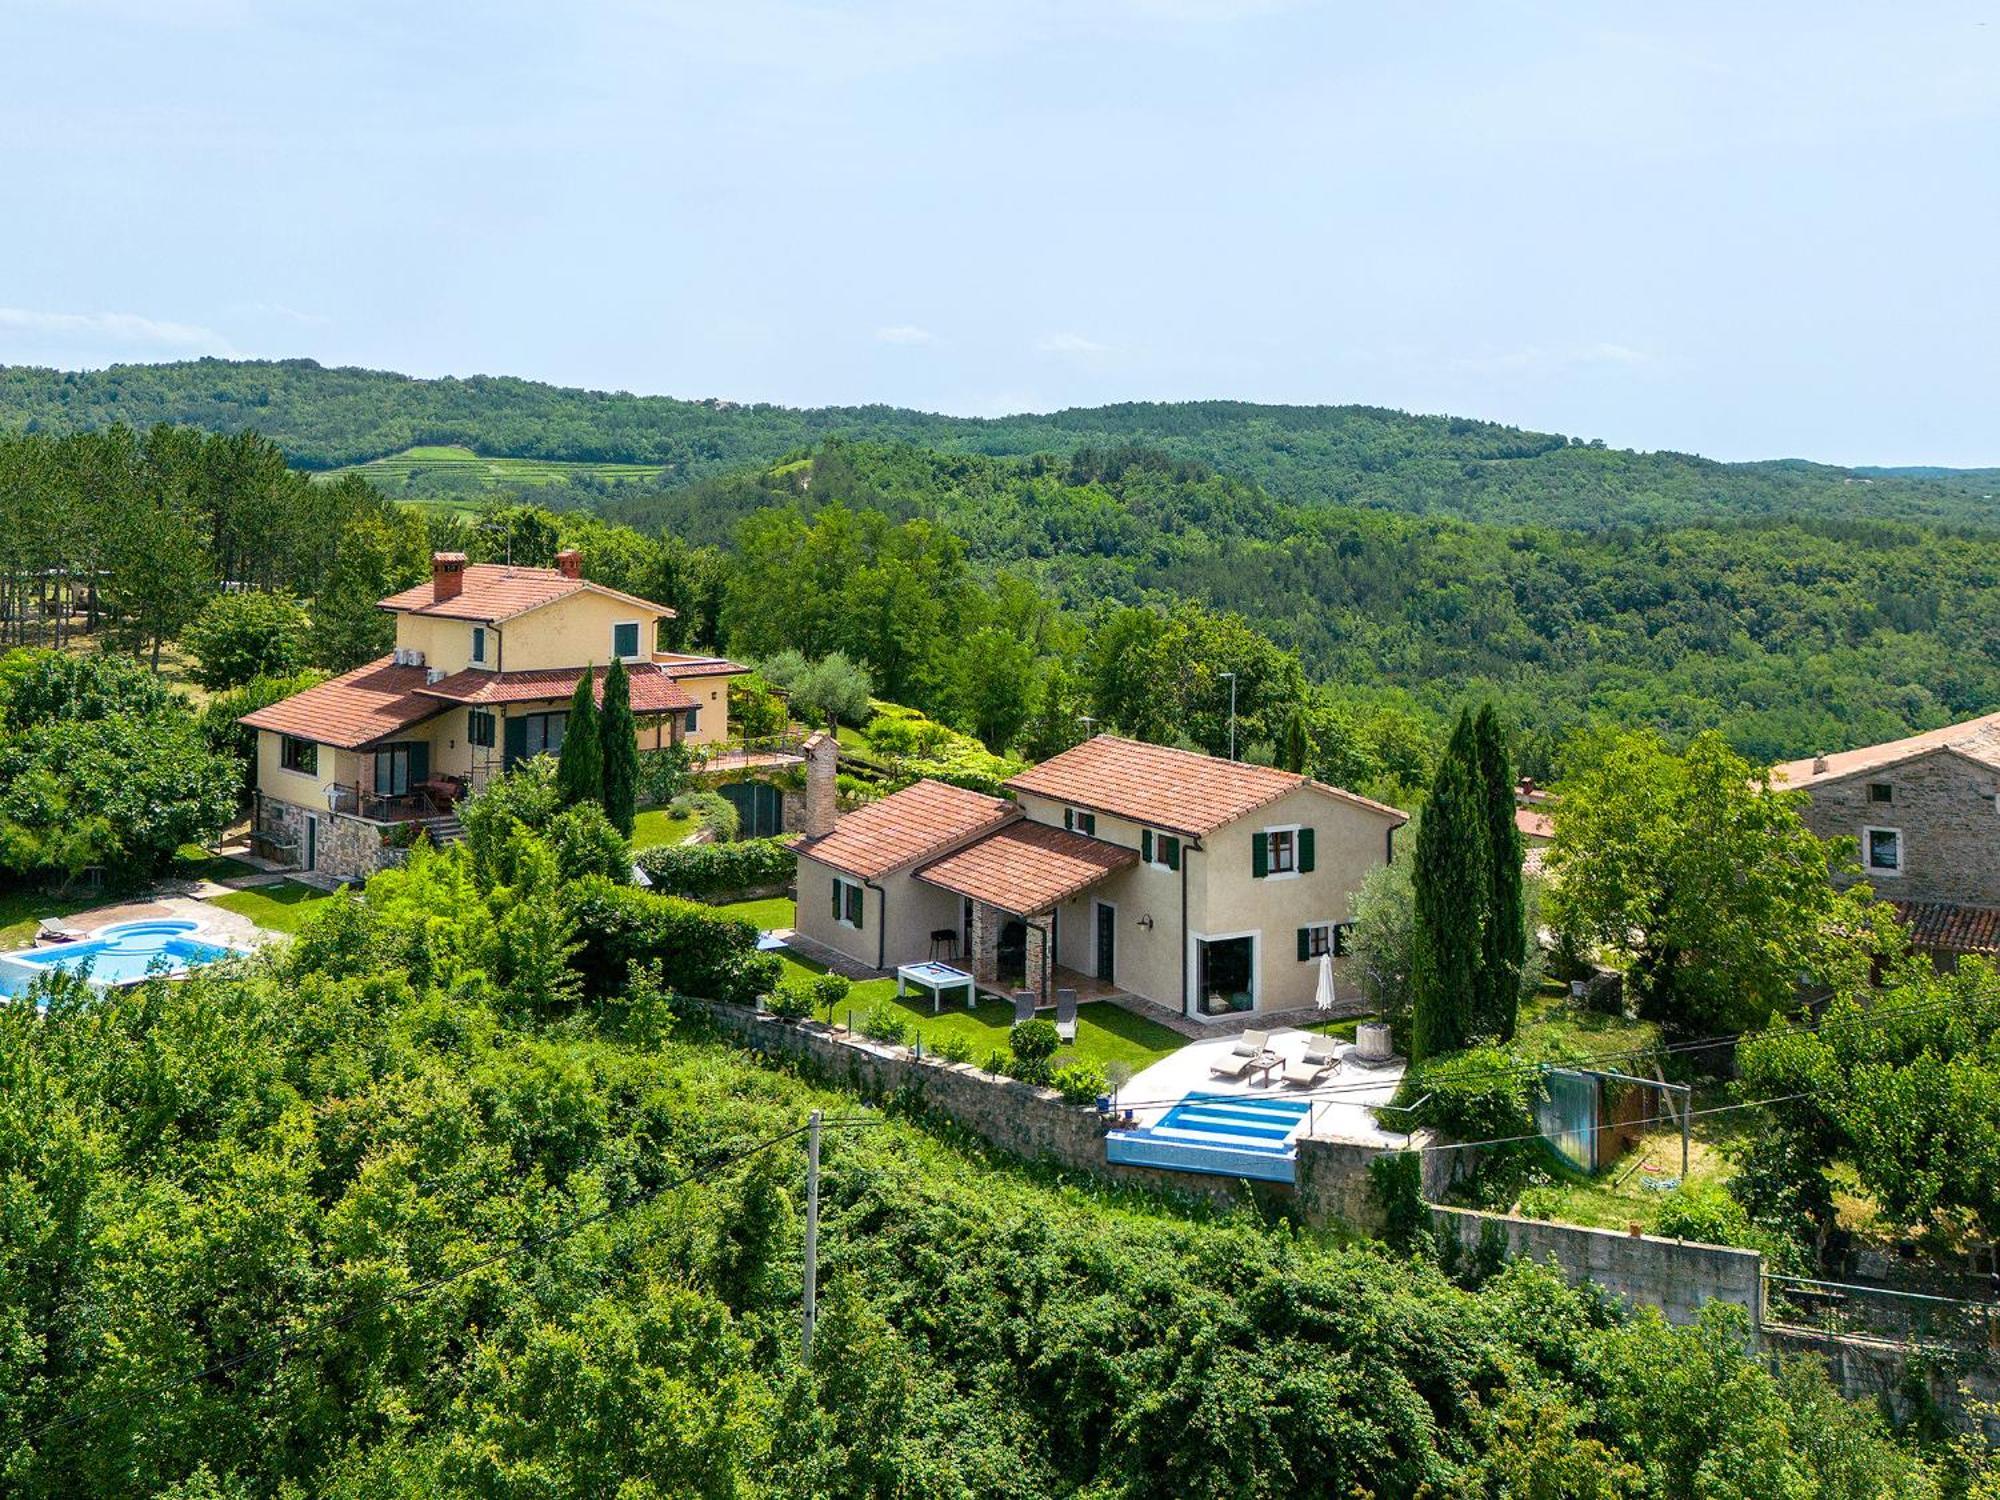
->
xmin=3 ymin=1 xmax=1996 ymax=465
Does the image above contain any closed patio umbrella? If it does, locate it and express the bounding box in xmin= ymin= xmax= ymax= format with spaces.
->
xmin=1314 ymin=951 xmax=1336 ymax=1012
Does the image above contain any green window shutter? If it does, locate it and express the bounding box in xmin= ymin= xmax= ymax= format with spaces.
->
xmin=832 ymin=879 xmax=842 ymax=922
xmin=1165 ymin=835 xmax=1181 ymax=871
xmin=1142 ymin=829 xmax=1153 ymax=864
xmin=1297 ymin=927 xmax=1310 ymax=962
xmin=1299 ymin=827 xmax=1315 ymax=873
xmin=409 ymin=740 xmax=430 ymax=785
xmin=1252 ymin=833 xmax=1268 ymax=879
xmin=1080 ymin=813 xmax=1094 ymax=835
xmin=853 ymin=886 xmax=865 ymax=931
xmin=1064 ymin=808 xmax=1074 ymax=831
xmin=504 ymin=714 xmax=528 ymax=769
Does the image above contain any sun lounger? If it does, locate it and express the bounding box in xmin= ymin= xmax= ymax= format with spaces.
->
xmin=1282 ymin=1035 xmax=1342 ymax=1087
xmin=36 ymin=917 xmax=85 ymax=943
xmin=1208 ymin=1028 xmax=1271 ymax=1078
xmin=1055 ymin=987 xmax=1079 ymax=1043
xmin=1012 ymin=990 xmax=1038 ymax=1026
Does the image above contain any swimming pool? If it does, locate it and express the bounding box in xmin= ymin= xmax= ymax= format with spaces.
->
xmin=0 ymin=918 xmax=245 ymax=998
xmin=1105 ymin=1092 xmax=1315 ymax=1182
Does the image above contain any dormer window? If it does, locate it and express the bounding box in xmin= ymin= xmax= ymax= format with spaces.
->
xmin=612 ymin=621 xmax=642 ymax=661
xmin=470 ymin=626 xmax=487 ymax=664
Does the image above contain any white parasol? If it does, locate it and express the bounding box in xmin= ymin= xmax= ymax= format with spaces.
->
xmin=1314 ymin=951 xmax=1336 ymax=1012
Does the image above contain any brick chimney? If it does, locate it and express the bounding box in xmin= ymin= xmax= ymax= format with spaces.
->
xmin=555 ymin=548 xmax=583 ymax=580
xmin=803 ymin=730 xmax=838 ymax=838
xmin=432 ymin=551 xmax=467 ymax=603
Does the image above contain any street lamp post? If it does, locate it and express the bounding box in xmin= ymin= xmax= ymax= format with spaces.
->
xmin=1220 ymin=671 xmax=1237 ymax=761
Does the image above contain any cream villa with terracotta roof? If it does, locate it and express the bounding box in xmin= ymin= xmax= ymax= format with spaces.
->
xmin=794 ymin=733 xmax=1405 ymax=1020
xmin=1775 ymin=711 xmax=2000 ymax=965
xmin=240 ymin=550 xmax=750 ymax=881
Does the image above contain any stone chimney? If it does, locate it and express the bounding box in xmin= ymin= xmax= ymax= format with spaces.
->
xmin=432 ymin=551 xmax=467 ymax=603
xmin=803 ymin=730 xmax=838 ymax=838
xmin=1812 ymin=751 xmax=1829 ymax=775
xmin=555 ymin=548 xmax=583 ymax=580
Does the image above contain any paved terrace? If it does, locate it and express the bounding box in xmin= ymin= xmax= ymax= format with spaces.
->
xmin=1118 ymin=1028 xmax=1409 ymax=1148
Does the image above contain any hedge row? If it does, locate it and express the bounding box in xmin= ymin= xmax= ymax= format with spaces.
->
xmin=560 ymin=875 xmax=782 ymax=1007
xmin=635 ymin=835 xmax=798 ymax=898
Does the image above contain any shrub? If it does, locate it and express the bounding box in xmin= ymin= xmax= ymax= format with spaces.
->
xmin=638 ymin=743 xmax=694 ymax=806
xmin=558 ymin=875 xmax=779 ymax=1007
xmin=810 ymin=972 xmax=851 ymax=1021
xmin=670 ymin=790 xmax=740 ymax=840
xmin=1653 ymin=1184 xmax=1752 ymax=1246
xmin=985 ymin=1048 xmax=1013 ymax=1077
xmin=861 ymin=1003 xmax=912 ymax=1046
xmin=546 ymin=801 xmax=633 ymax=884
xmin=1052 ymin=1061 xmax=1108 ymax=1106
xmin=635 ymin=835 xmax=797 ymax=899
xmin=1392 ymin=1046 xmax=1535 ymax=1142
xmin=933 ymin=1033 xmax=976 ymax=1065
xmin=1010 ymin=1018 xmax=1060 ymax=1063
xmin=766 ymin=978 xmax=814 ymax=1021
xmin=181 ymin=589 xmax=313 ymax=690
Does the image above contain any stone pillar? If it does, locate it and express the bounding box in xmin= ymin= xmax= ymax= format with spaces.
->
xmin=971 ymin=902 xmax=1001 ymax=987
xmin=1025 ymin=921 xmax=1049 ymax=1002
xmin=802 ymin=731 xmax=838 ymax=837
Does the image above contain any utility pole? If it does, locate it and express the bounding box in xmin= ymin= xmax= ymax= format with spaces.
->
xmin=802 ymin=1109 xmax=822 ymax=1362
xmin=1221 ymin=671 xmax=1238 ymax=760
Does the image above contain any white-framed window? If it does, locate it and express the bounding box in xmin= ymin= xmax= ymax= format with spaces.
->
xmin=1141 ymin=829 xmax=1181 ymax=871
xmin=1864 ymin=825 xmax=1903 ymax=876
xmin=470 ymin=625 xmax=487 ymax=664
xmin=1254 ymin=824 xmax=1316 ymax=880
xmin=832 ymin=876 xmax=865 ymax=929
xmin=612 ymin=620 xmax=642 ymax=661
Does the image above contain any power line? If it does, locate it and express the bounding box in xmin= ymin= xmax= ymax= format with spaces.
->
xmin=19 ymin=1113 xmax=882 ymax=1449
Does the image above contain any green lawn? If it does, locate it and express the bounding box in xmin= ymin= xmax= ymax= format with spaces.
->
xmin=211 ymin=881 xmax=344 ymax=934
xmin=0 ymin=887 xmax=100 ymax=949
xmin=631 ymin=809 xmax=698 ymax=852
xmin=713 ymin=897 xmax=1185 ymax=1076
xmin=172 ymin=844 xmax=262 ymax=885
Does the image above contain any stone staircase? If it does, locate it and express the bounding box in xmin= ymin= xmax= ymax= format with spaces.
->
xmin=417 ymin=814 xmax=464 ymax=847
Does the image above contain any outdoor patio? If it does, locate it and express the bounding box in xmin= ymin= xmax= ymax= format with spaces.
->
xmin=1116 ymin=1028 xmax=1410 ymax=1149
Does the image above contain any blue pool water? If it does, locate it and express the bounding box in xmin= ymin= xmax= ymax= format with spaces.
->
xmin=1105 ymin=1092 xmax=1315 ymax=1183
xmin=0 ymin=919 xmax=242 ymax=998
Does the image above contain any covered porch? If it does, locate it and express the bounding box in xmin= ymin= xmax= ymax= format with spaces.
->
xmin=914 ymin=818 xmax=1138 ymax=1004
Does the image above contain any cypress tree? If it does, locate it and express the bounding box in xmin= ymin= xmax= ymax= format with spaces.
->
xmin=557 ymin=669 xmax=603 ymax=809
xmin=1472 ymin=703 xmax=1525 ymax=1042
xmin=599 ymin=656 xmax=639 ymax=837
xmin=1410 ymin=710 xmax=1487 ymax=1062
xmin=1277 ymin=702 xmax=1312 ymax=775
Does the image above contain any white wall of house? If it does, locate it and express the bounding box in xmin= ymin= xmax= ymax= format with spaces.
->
xmin=794 ymin=856 xmax=962 ymax=974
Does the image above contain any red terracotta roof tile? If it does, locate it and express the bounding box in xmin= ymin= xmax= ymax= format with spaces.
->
xmin=917 ymin=820 xmax=1138 ymax=915
xmin=1516 ymin=806 xmax=1555 ymax=841
xmin=418 ymin=664 xmax=697 ymax=713
xmin=1773 ymin=712 xmax=2000 ymax=788
xmin=377 ymin=563 xmax=674 ymax=623
xmin=1004 ymin=734 xmax=1404 ymax=838
xmin=1890 ymin=900 xmax=2000 ymax=956
xmin=795 ymin=779 xmax=1017 ymax=880
xmin=239 ymin=657 xmax=445 ymax=749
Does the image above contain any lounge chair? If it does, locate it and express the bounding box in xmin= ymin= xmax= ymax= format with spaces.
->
xmin=1208 ymin=1028 xmax=1271 ymax=1078
xmin=1282 ymin=1035 xmax=1342 ymax=1088
xmin=1054 ymin=987 xmax=1078 ymax=1043
xmin=36 ymin=917 xmax=85 ymax=943
xmin=1012 ymin=990 xmax=1037 ymax=1026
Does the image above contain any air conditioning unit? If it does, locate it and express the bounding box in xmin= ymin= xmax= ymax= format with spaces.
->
xmin=406 ymin=649 xmax=425 ymax=668
xmin=426 ymin=667 xmax=446 ymax=684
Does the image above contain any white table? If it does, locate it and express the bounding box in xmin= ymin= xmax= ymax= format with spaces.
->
xmin=897 ymin=960 xmax=976 ymax=1013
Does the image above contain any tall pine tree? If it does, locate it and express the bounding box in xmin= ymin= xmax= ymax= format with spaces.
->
xmin=557 ymin=670 xmax=603 ymax=810
xmin=1471 ymin=703 xmax=1526 ymax=1043
xmin=599 ymin=657 xmax=639 ymax=837
xmin=1410 ymin=710 xmax=1487 ymax=1062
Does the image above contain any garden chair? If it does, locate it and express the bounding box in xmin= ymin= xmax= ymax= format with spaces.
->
xmin=1055 ymin=987 xmax=1078 ymax=1043
xmin=1208 ymin=1028 xmax=1271 ymax=1078
xmin=1012 ymin=990 xmax=1037 ymax=1026
xmin=1283 ymin=1035 xmax=1341 ymax=1088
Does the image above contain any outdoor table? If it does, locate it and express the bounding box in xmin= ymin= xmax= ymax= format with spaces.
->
xmin=896 ymin=960 xmax=976 ymax=1013
xmin=1250 ymin=1049 xmax=1282 ymax=1086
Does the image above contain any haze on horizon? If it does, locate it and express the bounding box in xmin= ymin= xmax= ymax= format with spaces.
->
xmin=2 ymin=1 xmax=1996 ymax=469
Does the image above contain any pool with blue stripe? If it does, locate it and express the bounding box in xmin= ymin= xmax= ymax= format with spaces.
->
xmin=1106 ymin=1092 xmax=1314 ymax=1182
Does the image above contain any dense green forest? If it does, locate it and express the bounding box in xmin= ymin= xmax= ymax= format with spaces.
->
xmin=3 ymin=357 xmax=1995 ymax=528
xmin=0 ymin=823 xmax=1955 ymax=1496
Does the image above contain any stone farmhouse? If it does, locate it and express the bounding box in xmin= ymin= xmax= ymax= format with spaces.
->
xmin=240 ymin=550 xmax=760 ymax=882
xmin=792 ymin=733 xmax=1406 ymax=1021
xmin=1775 ymin=711 xmax=2000 ymax=964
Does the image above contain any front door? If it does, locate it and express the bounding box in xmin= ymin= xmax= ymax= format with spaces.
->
xmin=304 ymin=813 xmax=319 ymax=872
xmin=1094 ymin=902 xmax=1115 ymax=984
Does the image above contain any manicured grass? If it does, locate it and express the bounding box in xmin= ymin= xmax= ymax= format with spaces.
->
xmin=210 ymin=881 xmax=343 ymax=934
xmin=715 ymin=896 xmax=1184 ymax=1075
xmin=630 ymin=810 xmax=698 ymax=852
xmin=0 ymin=887 xmax=99 ymax=949
xmin=172 ymin=844 xmax=262 ymax=884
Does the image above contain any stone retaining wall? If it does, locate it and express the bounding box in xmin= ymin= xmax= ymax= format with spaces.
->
xmin=1432 ymin=1204 xmax=1763 ymax=1329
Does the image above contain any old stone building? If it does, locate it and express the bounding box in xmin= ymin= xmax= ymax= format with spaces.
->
xmin=1775 ymin=712 xmax=2000 ymax=964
